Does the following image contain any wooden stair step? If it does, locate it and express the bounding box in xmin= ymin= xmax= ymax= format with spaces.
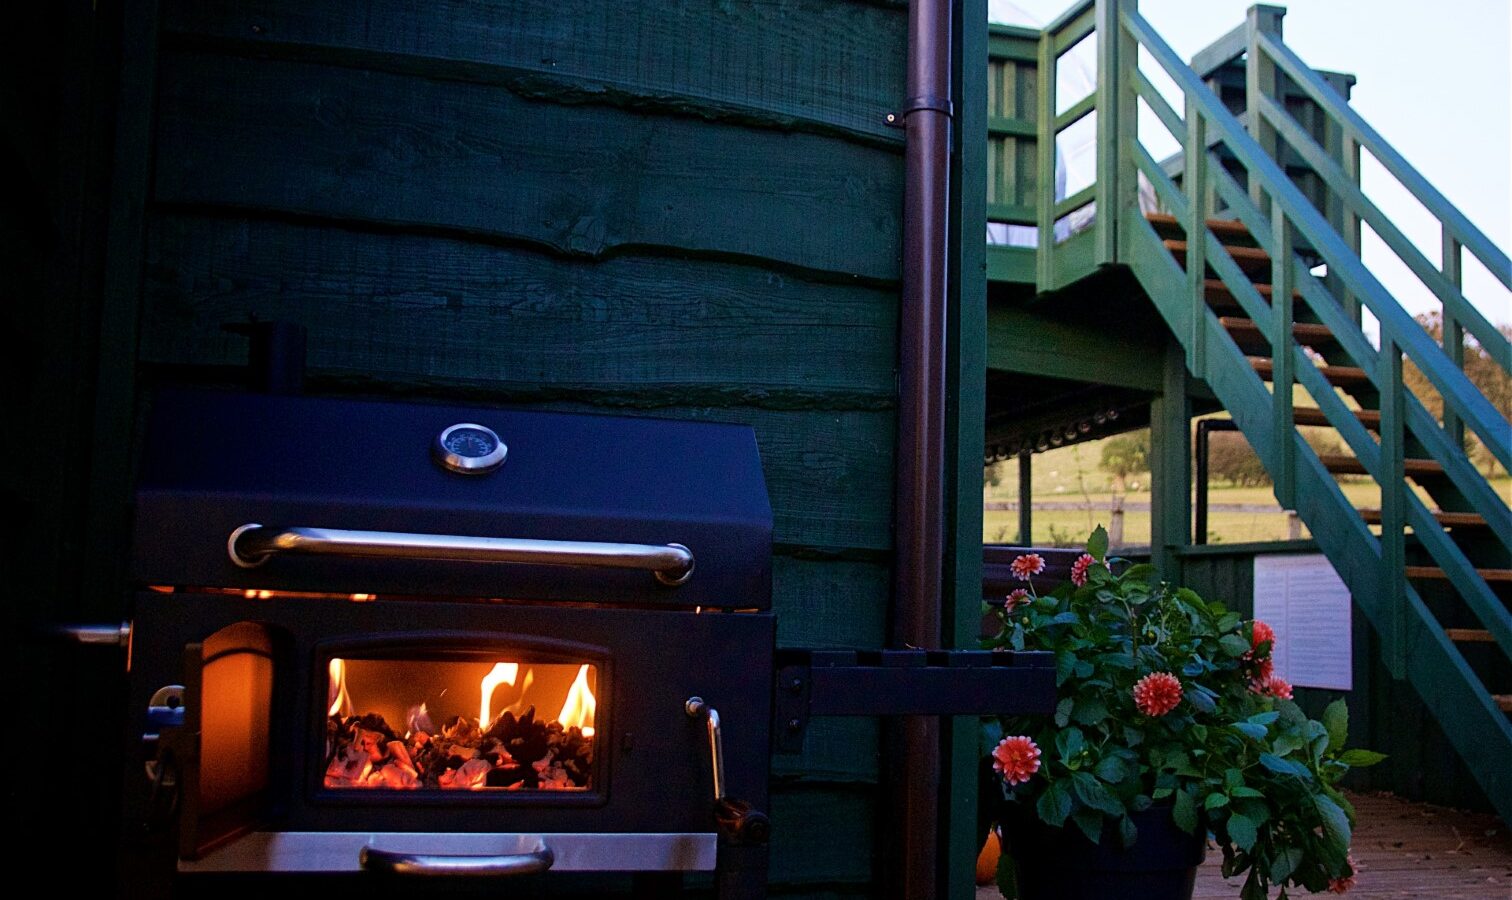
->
xmin=1494 ymin=695 xmax=1512 ymax=713
xmin=1164 ymin=239 xmax=1271 ymax=274
xmin=1250 ymin=357 xmax=1372 ymax=387
xmin=1221 ymin=317 xmax=1336 ymax=347
xmin=1145 ymin=213 xmax=1254 ymax=243
xmin=1445 ymin=628 xmax=1496 ymax=643
xmin=1360 ymin=508 xmax=1487 ymax=528
xmin=1318 ymin=454 xmax=1444 ymax=477
xmin=1293 ymin=406 xmax=1382 ymax=428
xmin=1405 ymin=566 xmax=1512 ymax=583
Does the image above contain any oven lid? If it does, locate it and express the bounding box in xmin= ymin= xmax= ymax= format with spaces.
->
xmin=131 ymin=389 xmax=772 ymax=608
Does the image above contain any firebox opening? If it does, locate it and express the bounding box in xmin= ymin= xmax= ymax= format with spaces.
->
xmin=324 ymin=656 xmax=597 ymax=792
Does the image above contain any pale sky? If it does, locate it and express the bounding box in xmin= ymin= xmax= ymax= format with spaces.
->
xmin=990 ymin=0 xmax=1512 ymax=329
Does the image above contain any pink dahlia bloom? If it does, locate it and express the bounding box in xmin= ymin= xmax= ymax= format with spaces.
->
xmin=1132 ymin=672 xmax=1183 ymax=717
xmin=1327 ymin=855 xmax=1357 ymax=893
xmin=1009 ymin=553 xmax=1046 ymax=581
xmin=1004 ymin=588 xmax=1031 ymax=612
xmin=1255 ymin=675 xmax=1293 ymax=700
xmin=991 ymin=735 xmax=1042 ymax=786
xmin=1070 ymin=553 xmax=1097 ymax=587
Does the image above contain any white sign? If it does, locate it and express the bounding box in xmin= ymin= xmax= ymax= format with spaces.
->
xmin=1251 ymin=554 xmax=1353 ymax=691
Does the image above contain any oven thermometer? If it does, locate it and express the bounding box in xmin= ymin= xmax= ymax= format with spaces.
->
xmin=433 ymin=423 xmax=507 ymax=474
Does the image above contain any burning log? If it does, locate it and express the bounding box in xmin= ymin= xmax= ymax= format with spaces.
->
xmin=324 ymin=706 xmax=593 ymax=791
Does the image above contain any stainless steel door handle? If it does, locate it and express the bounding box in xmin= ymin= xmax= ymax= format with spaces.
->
xmin=359 ymin=840 xmax=554 ymax=876
xmin=228 ymin=523 xmax=693 ymax=586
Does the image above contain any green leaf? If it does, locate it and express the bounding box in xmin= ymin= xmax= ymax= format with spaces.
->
xmin=1172 ymin=788 xmax=1198 ymax=834
xmin=1073 ymin=772 xmax=1126 ymax=816
xmin=1322 ymin=699 xmax=1349 ymax=753
xmin=1122 ymin=724 xmax=1144 ymax=747
xmin=1338 ymin=748 xmax=1388 ymax=768
xmin=1247 ymin=711 xmax=1281 ymax=727
xmin=1093 ymin=755 xmax=1127 ymax=784
xmin=1203 ymin=792 xmax=1229 ymax=811
xmin=1071 ymin=808 xmax=1105 ymax=844
xmin=1100 ymin=652 xmax=1136 ymax=669
xmin=1055 ymin=727 xmax=1086 ymax=763
xmin=1087 ymin=525 xmax=1109 ymax=561
xmin=1054 ymin=696 xmax=1074 ymax=728
xmin=1260 ymin=753 xmax=1309 ymax=778
xmin=1071 ymin=697 xmax=1109 ymax=727
xmin=1118 ymin=815 xmax=1139 ymax=848
xmin=1233 ymin=722 xmax=1267 ymax=740
xmin=1230 ymin=786 xmax=1265 ymax=799
xmin=1216 ymin=612 xmax=1242 ymax=633
xmin=1118 ymin=563 xmax=1156 ymax=584
xmin=1036 ymin=779 xmax=1073 ymax=827
xmin=1055 ymin=649 xmax=1076 ymax=686
xmin=1227 ymin=812 xmax=1259 ymax=851
xmin=1315 ymin=794 xmax=1352 ymax=854
xmin=1219 ymin=634 xmax=1251 ymax=657
xmin=1187 ymin=686 xmax=1217 ymax=714
xmin=1241 ymin=870 xmax=1267 ymax=900
xmin=1269 ymin=845 xmax=1305 ymax=883
xmin=995 ymin=834 xmax=1019 ymax=899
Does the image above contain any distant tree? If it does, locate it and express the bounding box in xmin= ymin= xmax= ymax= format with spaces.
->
xmin=1205 ymin=427 xmax=1347 ymax=488
xmin=1100 ymin=431 xmax=1149 ymax=493
xmin=1402 ymin=312 xmax=1510 ymax=477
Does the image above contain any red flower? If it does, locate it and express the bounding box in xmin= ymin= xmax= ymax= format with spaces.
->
xmin=1004 ymin=588 xmax=1031 ymax=612
xmin=1250 ymin=620 xmax=1276 ymax=654
xmin=1252 ymin=675 xmax=1293 ymax=700
xmin=1132 ymin=672 xmax=1183 ymax=717
xmin=1254 ymin=656 xmax=1275 ymax=681
xmin=1327 ymin=855 xmax=1357 ymax=893
xmin=991 ymin=735 xmax=1042 ymax=786
xmin=1070 ymin=553 xmax=1096 ymax=587
xmin=1009 ymin=553 xmax=1046 ymax=581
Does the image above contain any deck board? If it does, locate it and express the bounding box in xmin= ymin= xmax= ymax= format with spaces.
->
xmin=978 ymin=792 xmax=1511 ymax=898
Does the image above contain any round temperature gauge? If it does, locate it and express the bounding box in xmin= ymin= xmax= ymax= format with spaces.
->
xmin=433 ymin=423 xmax=508 ymax=474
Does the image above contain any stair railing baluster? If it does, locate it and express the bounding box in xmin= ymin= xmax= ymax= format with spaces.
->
xmin=1244 ymin=5 xmax=1284 ymax=215
xmin=1380 ymin=335 xmax=1407 ymax=679
xmin=1035 ymin=26 xmax=1054 ymax=289
xmin=1441 ymin=227 xmax=1465 ymax=451
xmin=1185 ymin=93 xmax=1208 ymax=377
xmin=1271 ymin=204 xmax=1296 ymax=509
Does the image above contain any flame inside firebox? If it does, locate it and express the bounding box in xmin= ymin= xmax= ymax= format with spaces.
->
xmin=324 ymin=657 xmax=596 ymax=792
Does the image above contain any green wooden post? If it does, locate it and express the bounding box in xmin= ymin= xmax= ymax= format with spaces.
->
xmin=1271 ymin=207 xmax=1295 ymax=509
xmin=1244 ymin=5 xmax=1284 ymax=212
xmin=1093 ymin=0 xmax=1126 ymax=265
xmin=946 ymin=0 xmax=990 ymax=894
xmin=1379 ymin=336 xmax=1407 ymax=679
xmin=1441 ymin=225 xmax=1466 ymax=451
xmin=1150 ymin=341 xmax=1191 ymax=581
xmin=1036 ymin=29 xmax=1055 ymax=289
xmin=1184 ymin=93 xmax=1208 ymax=377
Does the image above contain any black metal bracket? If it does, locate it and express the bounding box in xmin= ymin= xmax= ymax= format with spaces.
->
xmin=772 ymin=649 xmax=1056 ymax=754
xmin=885 ymin=94 xmax=955 ymax=128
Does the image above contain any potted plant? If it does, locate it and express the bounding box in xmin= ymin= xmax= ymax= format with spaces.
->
xmin=982 ymin=527 xmax=1384 ymax=900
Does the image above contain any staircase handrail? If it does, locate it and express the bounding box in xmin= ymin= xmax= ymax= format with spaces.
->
xmin=1256 ymin=32 xmax=1512 ymax=303
xmin=1120 ymin=6 xmax=1511 ymax=473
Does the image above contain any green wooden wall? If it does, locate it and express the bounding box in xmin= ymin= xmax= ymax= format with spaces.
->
xmin=13 ymin=0 xmax=915 ymax=894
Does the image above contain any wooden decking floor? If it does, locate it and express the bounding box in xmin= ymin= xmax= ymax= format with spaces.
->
xmin=977 ymin=792 xmax=1511 ymax=899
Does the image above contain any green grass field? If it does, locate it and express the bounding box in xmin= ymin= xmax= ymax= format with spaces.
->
xmin=984 ymin=431 xmax=1511 ymax=548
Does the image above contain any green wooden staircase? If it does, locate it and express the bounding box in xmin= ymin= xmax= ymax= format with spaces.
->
xmin=1008 ymin=1 xmax=1512 ymax=820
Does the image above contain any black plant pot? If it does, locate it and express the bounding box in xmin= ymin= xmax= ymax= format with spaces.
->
xmin=999 ymin=805 xmax=1207 ymax=900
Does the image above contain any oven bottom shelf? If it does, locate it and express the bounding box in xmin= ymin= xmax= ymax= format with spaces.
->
xmin=179 ymin=831 xmax=718 ymax=873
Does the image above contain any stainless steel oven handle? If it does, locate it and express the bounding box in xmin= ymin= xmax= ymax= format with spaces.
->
xmin=359 ymin=841 xmax=554 ymax=876
xmin=228 ymin=523 xmax=694 ymax=586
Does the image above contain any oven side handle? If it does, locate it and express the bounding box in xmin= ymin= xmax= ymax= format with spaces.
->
xmin=359 ymin=841 xmax=554 ymax=876
xmin=227 ymin=524 xmax=694 ymax=586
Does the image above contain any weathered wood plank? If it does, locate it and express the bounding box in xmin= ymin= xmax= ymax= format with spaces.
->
xmin=142 ymin=214 xmax=898 ymax=405
xmin=773 ymin=556 xmax=889 ymax=649
xmin=152 ymin=52 xmax=903 ymax=281
xmin=161 ymin=0 xmax=906 ymax=144
xmin=769 ymin=786 xmax=877 ymax=886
